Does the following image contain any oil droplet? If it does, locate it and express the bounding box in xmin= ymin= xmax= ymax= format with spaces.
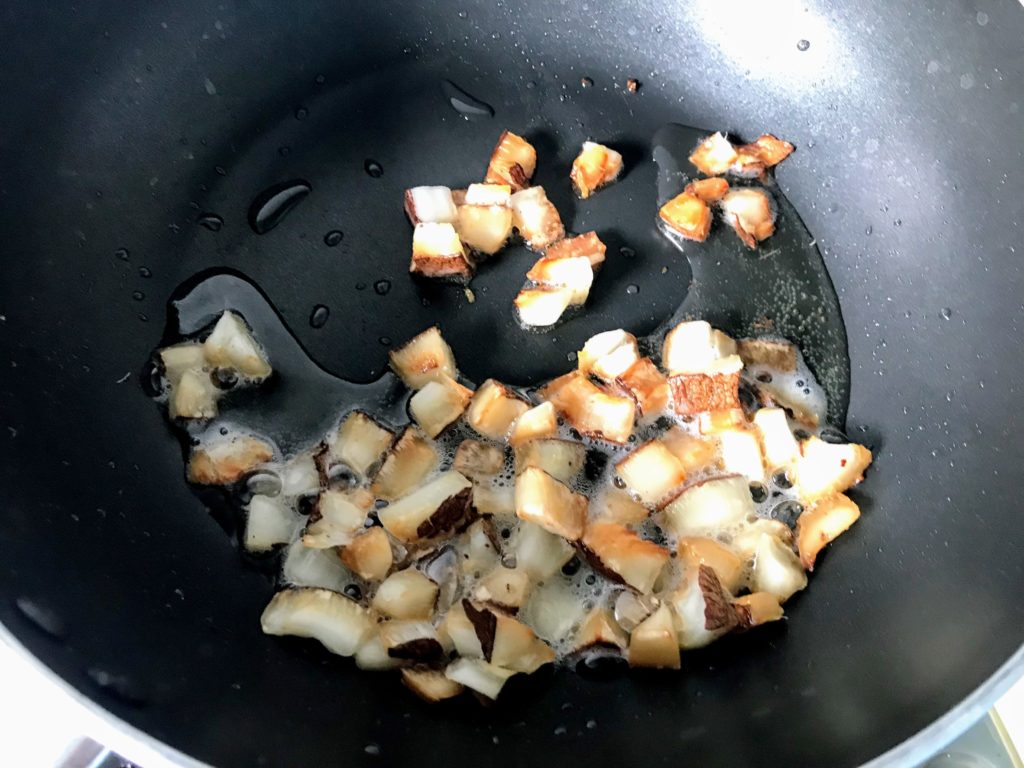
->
xmin=14 ymin=597 xmax=67 ymax=639
xmin=294 ymin=105 xmax=309 ymax=120
xmin=278 ymin=146 xmax=291 ymax=157
xmin=797 ymin=39 xmax=810 ymax=51
xmin=138 ymin=267 xmax=152 ymax=278
xmin=378 ymin=336 xmax=392 ymax=346
xmin=364 ymin=744 xmax=381 ymax=757
xmin=374 ymin=279 xmax=392 ymax=295
xmin=457 ymin=9 xmax=468 ymax=18
xmin=324 ymin=230 xmax=344 ymax=247
xmin=248 ymin=180 xmax=312 ymax=234
xmin=364 ymin=160 xmax=384 ymax=178
xmin=197 ymin=212 xmax=224 ymax=231
xmin=314 ymin=74 xmax=326 ymax=85
xmin=625 ymin=284 xmax=640 ymax=295
xmin=441 ymin=80 xmax=495 ymax=121
xmin=865 ymin=225 xmax=873 ymax=236
xmin=115 ymin=248 xmax=130 ymax=261
xmin=215 ymin=165 xmax=227 ymax=176
xmin=619 ymin=246 xmax=636 ymax=258
xmin=132 ymin=290 xmax=145 ymax=301
xmin=355 ymin=282 xmax=367 ymax=291
xmin=940 ymin=307 xmax=952 ymax=320
xmin=309 ymin=305 xmax=330 ymax=328
xmin=580 ymin=76 xmax=594 ymax=88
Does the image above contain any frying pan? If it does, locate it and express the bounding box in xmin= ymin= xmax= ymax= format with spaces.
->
xmin=0 ymin=0 xmax=1022 ymax=765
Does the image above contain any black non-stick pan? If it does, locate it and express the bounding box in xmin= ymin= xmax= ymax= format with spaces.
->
xmin=1 ymin=1 xmax=1022 ymax=766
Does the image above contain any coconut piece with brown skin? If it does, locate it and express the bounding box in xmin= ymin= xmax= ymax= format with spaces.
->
xmin=538 ymin=371 xmax=636 ymax=445
xmin=484 ymin=130 xmax=537 ymax=191
xmin=466 ymin=379 xmax=531 ymax=441
xmin=581 ymin=521 xmax=670 ymax=594
xmin=796 ymin=493 xmax=861 ymax=570
xmin=388 ymin=326 xmax=458 ymax=390
xmin=371 ymin=427 xmax=438 ymax=500
xmin=409 ymin=375 xmax=473 ymax=439
xmin=340 ymin=527 xmax=393 ymax=581
xmin=514 ymin=466 xmax=587 ymax=541
xmin=188 ymin=435 xmax=275 ymax=485
xmin=513 ymin=439 xmax=585 ymax=484
xmin=410 ymin=222 xmax=475 ymax=282
xmin=570 ymin=141 xmax=623 ymax=198
xmin=453 ymin=439 xmax=505 ymax=479
xmin=377 ymin=471 xmax=476 ymax=543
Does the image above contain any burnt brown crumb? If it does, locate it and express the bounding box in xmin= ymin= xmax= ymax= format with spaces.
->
xmin=626 ymin=78 xmax=640 ymax=93
xmin=509 ymin=163 xmax=530 ymax=190
xmin=698 ymin=565 xmax=739 ymax=633
xmin=462 ymin=599 xmax=497 ymax=661
xmin=416 ymin=488 xmax=477 ymax=539
xmin=312 ymin=441 xmax=331 ymax=487
xmin=752 ymin=316 xmax=775 ymax=332
xmin=387 ymin=638 xmax=444 ymax=661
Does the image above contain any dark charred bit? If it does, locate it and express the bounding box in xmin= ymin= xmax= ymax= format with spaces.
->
xmin=462 ymin=599 xmax=497 ymax=661
xmin=387 ymin=638 xmax=444 ymax=662
xmin=416 ymin=488 xmax=477 ymax=540
xmin=576 ymin=542 xmax=626 ymax=586
xmin=698 ymin=565 xmax=738 ymax=633
xmin=626 ymin=78 xmax=640 ymax=93
xmin=509 ymin=163 xmax=529 ymax=190
xmin=312 ymin=442 xmax=331 ymax=488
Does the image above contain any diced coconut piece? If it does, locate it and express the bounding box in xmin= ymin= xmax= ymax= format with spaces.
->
xmin=662 ymin=320 xmax=739 ymax=376
xmin=280 ymin=538 xmax=352 ymax=591
xmin=544 ymin=231 xmax=607 ymax=270
xmin=340 ymin=527 xmax=393 ymax=581
xmin=753 ymin=377 xmax=822 ymax=427
xmin=187 ymin=435 xmax=274 ymax=485
xmin=733 ymin=134 xmax=794 ymax=175
xmin=614 ymin=358 xmax=670 ymax=416
xmin=721 ymin=188 xmax=776 ymax=249
xmin=410 ymin=222 xmax=474 ymax=282
xmin=591 ymin=485 xmax=650 ymax=526
xmin=472 ymin=482 xmax=514 ymax=516
xmin=570 ymin=141 xmax=624 ymax=198
xmin=514 ymin=439 xmax=585 ymax=484
xmin=525 ymin=254 xmax=594 ymax=304
xmin=378 ymin=471 xmax=474 ymax=543
xmin=678 ymin=537 xmax=745 ymax=595
xmin=509 ymin=186 xmax=564 ymax=251
xmin=737 ymin=338 xmax=798 ymax=372
xmin=158 ymin=343 xmax=205 ymax=386
xmin=244 ymin=495 xmax=301 ymax=552
xmin=457 ymin=518 xmax=501 ymax=576
xmin=401 ymin=668 xmax=464 ymax=702
xmin=582 ymin=522 xmax=670 ymax=594
xmin=658 ymin=192 xmax=712 ymax=242
xmin=371 ymin=427 xmax=438 ymax=500
xmin=697 ymin=408 xmax=747 ymax=435
xmin=457 ymin=203 xmax=513 ymax=256
xmin=203 ymin=311 xmax=272 ymax=379
xmin=389 ymin=326 xmax=458 ymax=389
xmin=718 ymin=428 xmax=765 ymax=481
xmin=514 ymin=521 xmax=575 ymax=581
xmin=753 ymin=407 xmax=799 ymax=470
xmin=796 ymin=493 xmax=861 ymax=570
xmin=683 ymin=177 xmax=730 ymax=203
xmin=668 ymin=565 xmax=738 ymax=649
xmin=615 ymin=441 xmax=687 ymax=507
xmin=329 ymin=411 xmax=393 ymax=477
xmin=660 ymin=427 xmax=720 ymax=474
xmin=404 ymin=186 xmax=458 ymax=225
xmin=574 ymin=607 xmax=628 ymax=651
xmin=453 ymin=439 xmax=505 ymax=478
xmin=577 ymin=329 xmax=640 ymax=382
xmin=279 ymin=453 xmax=322 ymax=497
xmin=519 ymin=577 xmax=588 ymax=643
xmin=409 ymin=375 xmax=473 ymax=438
xmin=538 ymin=371 xmax=636 ymax=444
xmin=466 ymin=379 xmax=530 ymax=440
xmin=733 ymin=592 xmax=785 ymax=630
xmin=730 ymin=519 xmax=794 ymax=563
xmin=515 ymin=467 xmax=586 ymax=540
xmin=379 ymin=620 xmax=444 ymax=662
xmin=490 ymin=611 xmax=556 ymax=673
xmin=354 ymin=630 xmax=402 ymax=671
xmin=628 ymin=604 xmax=680 ymax=669
xmin=372 ymin=569 xmax=439 ymax=620
xmin=170 ymin=368 xmax=219 ymax=420
xmin=439 ymin=602 xmax=484 ymax=658
xmin=444 ymin=658 xmax=516 ymax=700
xmin=261 ymin=588 xmax=371 ymax=656
xmin=474 ymin=567 xmax=532 ymax=613
xmin=669 ymin=371 xmax=742 ymax=416
xmin=791 ymin=437 xmax=873 ymax=503
xmin=688 ymin=132 xmax=738 ymax=176
xmin=662 ymin=475 xmax=754 ymax=535
xmin=751 ymin=533 xmax=807 ymax=603
xmin=509 ymin=401 xmax=558 ymax=447
xmin=514 ymin=286 xmax=576 ymax=328
xmin=465 ymin=183 xmax=512 ymax=207
xmin=484 ymin=130 xmax=537 ymax=191
xmin=302 ymin=489 xmax=370 ymax=549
